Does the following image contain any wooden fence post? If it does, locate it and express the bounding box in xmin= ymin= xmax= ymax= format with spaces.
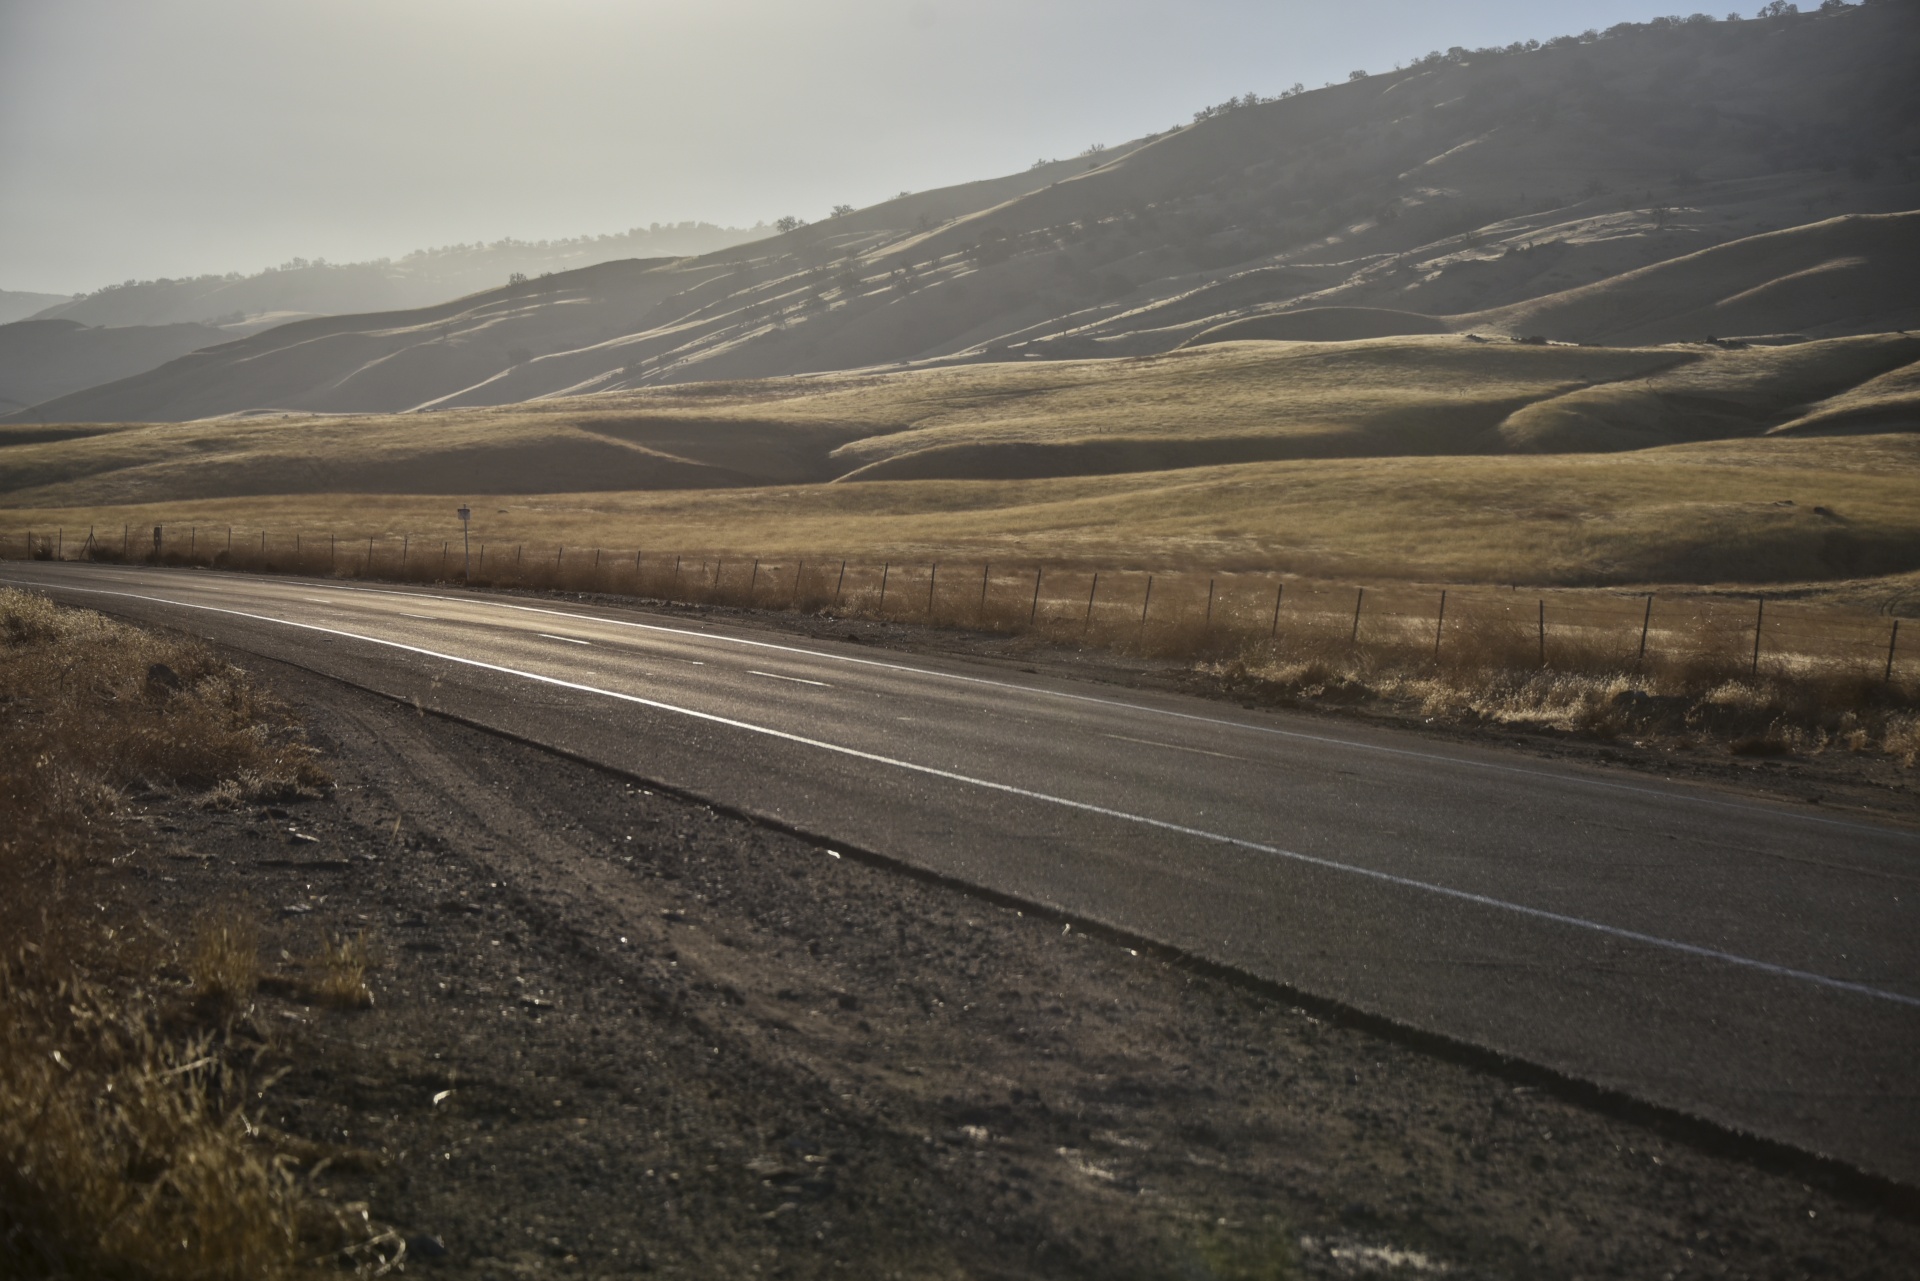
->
xmin=478 ymin=545 xmax=485 ymax=573
xmin=1887 ymin=619 xmax=1901 ymax=684
xmin=1350 ymin=587 xmax=1365 ymax=647
xmin=1433 ymin=589 xmax=1447 ymax=661
xmin=1751 ymin=598 xmax=1765 ymax=677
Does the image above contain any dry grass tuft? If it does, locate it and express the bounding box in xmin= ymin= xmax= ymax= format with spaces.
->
xmin=312 ymin=932 xmax=377 ymax=1011
xmin=188 ymin=910 xmax=261 ymax=1011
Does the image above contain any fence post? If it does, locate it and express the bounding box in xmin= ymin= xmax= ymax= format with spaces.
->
xmin=442 ymin=542 xmax=447 ymax=574
xmin=927 ymin=563 xmax=938 ymax=617
xmin=1271 ymin=582 xmax=1284 ymax=639
xmin=710 ymin=556 xmax=719 ymax=586
xmin=57 ymin=529 xmax=63 ymax=559
xmin=1433 ymin=589 xmax=1447 ymax=661
xmin=124 ymin=524 xmax=130 ymax=556
xmin=593 ymin=548 xmax=601 ymax=569
xmin=366 ymin=537 xmax=373 ymax=572
xmin=794 ymin=559 xmax=804 ymax=606
xmin=189 ymin=527 xmax=195 ymax=557
xmin=979 ymin=563 xmax=991 ymax=617
xmin=1205 ymin=578 xmax=1216 ymax=626
xmin=1030 ymin=568 xmax=1043 ymax=625
xmin=1750 ymin=597 xmax=1764 ymax=678
xmin=748 ymin=557 xmax=759 ymax=600
xmin=260 ymin=530 xmax=266 ymax=554
xmin=1887 ymin=619 xmax=1901 ymax=684
xmin=1140 ymin=574 xmax=1154 ymax=628
xmin=1538 ymin=599 xmax=1546 ymax=667
xmin=329 ymin=532 xmax=334 ymax=569
xmin=1638 ymin=593 xmax=1654 ymax=663
xmin=1350 ymin=587 xmax=1365 ymax=648
xmin=835 ymin=559 xmax=847 ymax=602
xmin=561 ymin=546 xmax=568 ymax=567
xmin=1084 ymin=572 xmax=1099 ymax=631
xmin=403 ymin=535 xmax=409 ymax=569
xmin=879 ymin=562 xmax=890 ymax=612
xmin=227 ymin=526 xmax=232 ymax=553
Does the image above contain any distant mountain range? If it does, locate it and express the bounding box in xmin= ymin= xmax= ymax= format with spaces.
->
xmin=7 ymin=1 xmax=1918 ymax=426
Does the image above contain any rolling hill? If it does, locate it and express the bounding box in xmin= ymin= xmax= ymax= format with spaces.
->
xmin=8 ymin=2 xmax=1917 ymax=426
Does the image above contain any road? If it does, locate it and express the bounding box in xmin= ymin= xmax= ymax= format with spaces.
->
xmin=8 ymin=561 xmax=1918 ymax=1185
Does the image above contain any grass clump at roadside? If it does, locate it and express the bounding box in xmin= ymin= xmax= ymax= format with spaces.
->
xmin=1198 ymin=611 xmax=1920 ymax=767
xmin=0 ymin=587 xmax=403 ymax=1279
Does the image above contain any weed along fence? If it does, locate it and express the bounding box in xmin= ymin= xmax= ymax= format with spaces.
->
xmin=9 ymin=523 xmax=1915 ymax=688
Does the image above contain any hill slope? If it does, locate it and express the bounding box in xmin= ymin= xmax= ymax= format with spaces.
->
xmin=10 ymin=2 xmax=1918 ymax=426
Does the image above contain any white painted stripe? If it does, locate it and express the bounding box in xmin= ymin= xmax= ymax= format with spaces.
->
xmin=265 ymin=576 xmax=1915 ymax=840
xmin=1103 ymin=732 xmax=1251 ymax=762
xmin=536 ymin=633 xmax=592 ymax=646
xmin=748 ymin=670 xmax=830 ymax=687
xmin=18 ymin=575 xmax=1918 ymax=1011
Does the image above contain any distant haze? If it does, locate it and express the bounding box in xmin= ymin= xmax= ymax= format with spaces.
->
xmin=2 ymin=0 xmax=1783 ymax=294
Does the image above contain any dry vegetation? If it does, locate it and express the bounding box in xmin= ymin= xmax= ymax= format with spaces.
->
xmin=0 ymin=588 xmax=403 ymax=1279
xmin=10 ymin=429 xmax=1920 ymax=589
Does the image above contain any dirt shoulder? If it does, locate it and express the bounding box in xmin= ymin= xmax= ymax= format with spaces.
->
xmin=104 ymin=651 xmax=1917 ymax=1279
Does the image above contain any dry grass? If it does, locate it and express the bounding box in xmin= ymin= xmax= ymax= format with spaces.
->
xmin=0 ymin=588 xmax=400 ymax=1279
xmin=8 ymin=430 xmax=1920 ymax=588
xmin=187 ymin=911 xmax=261 ymax=1012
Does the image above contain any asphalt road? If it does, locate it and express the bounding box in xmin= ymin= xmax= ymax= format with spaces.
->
xmin=9 ymin=562 xmax=1918 ymax=1185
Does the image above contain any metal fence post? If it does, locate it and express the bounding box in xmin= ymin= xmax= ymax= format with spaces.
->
xmin=1537 ymin=599 xmax=1546 ymax=667
xmin=1140 ymin=574 xmax=1153 ymax=628
xmin=835 ymin=559 xmax=847 ymax=602
xmin=1433 ymin=589 xmax=1447 ymax=661
xmin=1084 ymin=572 xmax=1099 ymax=631
xmin=928 ymin=562 xmax=938 ymax=616
xmin=879 ymin=562 xmax=890 ymax=612
xmin=1029 ymin=568 xmax=1042 ymax=625
xmin=979 ymin=563 xmax=991 ymax=617
xmin=1271 ymin=582 xmax=1284 ymax=639
xmin=1887 ymin=619 xmax=1901 ymax=684
xmin=1205 ymin=578 xmax=1216 ymax=626
xmin=1750 ymin=597 xmax=1764 ymax=677
xmin=1351 ymin=587 xmax=1365 ymax=648
xmin=1638 ymin=592 xmax=1654 ymax=663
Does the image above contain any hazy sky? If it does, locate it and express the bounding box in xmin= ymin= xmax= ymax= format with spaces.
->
xmin=2 ymin=0 xmax=1752 ymax=294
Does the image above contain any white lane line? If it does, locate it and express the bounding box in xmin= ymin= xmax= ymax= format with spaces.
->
xmin=537 ymin=633 xmax=593 ymax=646
xmin=748 ymin=670 xmax=830 ymax=687
xmin=398 ymin=612 xmax=435 ymax=620
xmin=253 ymin=578 xmax=1912 ymax=840
xmin=1103 ymin=732 xmax=1251 ymax=763
xmin=20 ymin=576 xmax=1918 ymax=1011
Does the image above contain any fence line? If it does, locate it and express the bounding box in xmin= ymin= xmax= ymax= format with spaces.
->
xmin=6 ymin=525 xmax=1913 ymax=685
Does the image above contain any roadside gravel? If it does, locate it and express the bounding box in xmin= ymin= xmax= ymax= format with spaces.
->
xmin=97 ymin=651 xmax=1919 ymax=1280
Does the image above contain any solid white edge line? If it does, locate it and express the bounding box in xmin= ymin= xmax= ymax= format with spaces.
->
xmin=748 ymin=670 xmax=830 ymax=687
xmin=17 ymin=574 xmax=1918 ymax=1011
xmin=245 ymin=574 xmax=1915 ymax=841
xmin=536 ymin=633 xmax=592 ymax=646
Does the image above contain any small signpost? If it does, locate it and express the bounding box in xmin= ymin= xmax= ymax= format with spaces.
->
xmin=457 ymin=505 xmax=471 ymax=582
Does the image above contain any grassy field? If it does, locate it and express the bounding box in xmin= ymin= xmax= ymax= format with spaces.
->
xmin=6 ymin=335 xmax=1918 ymax=508
xmin=11 ymin=432 xmax=1920 ymax=591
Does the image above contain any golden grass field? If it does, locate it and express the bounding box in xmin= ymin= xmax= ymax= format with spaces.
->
xmin=11 ymin=431 xmax=1919 ymax=591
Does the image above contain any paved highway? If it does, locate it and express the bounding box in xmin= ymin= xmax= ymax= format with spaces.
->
xmin=8 ymin=562 xmax=1917 ymax=1184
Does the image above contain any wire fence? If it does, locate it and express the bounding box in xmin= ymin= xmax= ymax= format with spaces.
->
xmin=10 ymin=522 xmax=1913 ymax=688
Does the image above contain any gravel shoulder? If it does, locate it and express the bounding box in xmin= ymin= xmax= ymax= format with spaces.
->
xmin=97 ymin=650 xmax=1918 ymax=1280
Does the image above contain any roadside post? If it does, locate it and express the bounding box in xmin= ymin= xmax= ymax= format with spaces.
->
xmin=458 ymin=505 xmax=471 ymax=583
